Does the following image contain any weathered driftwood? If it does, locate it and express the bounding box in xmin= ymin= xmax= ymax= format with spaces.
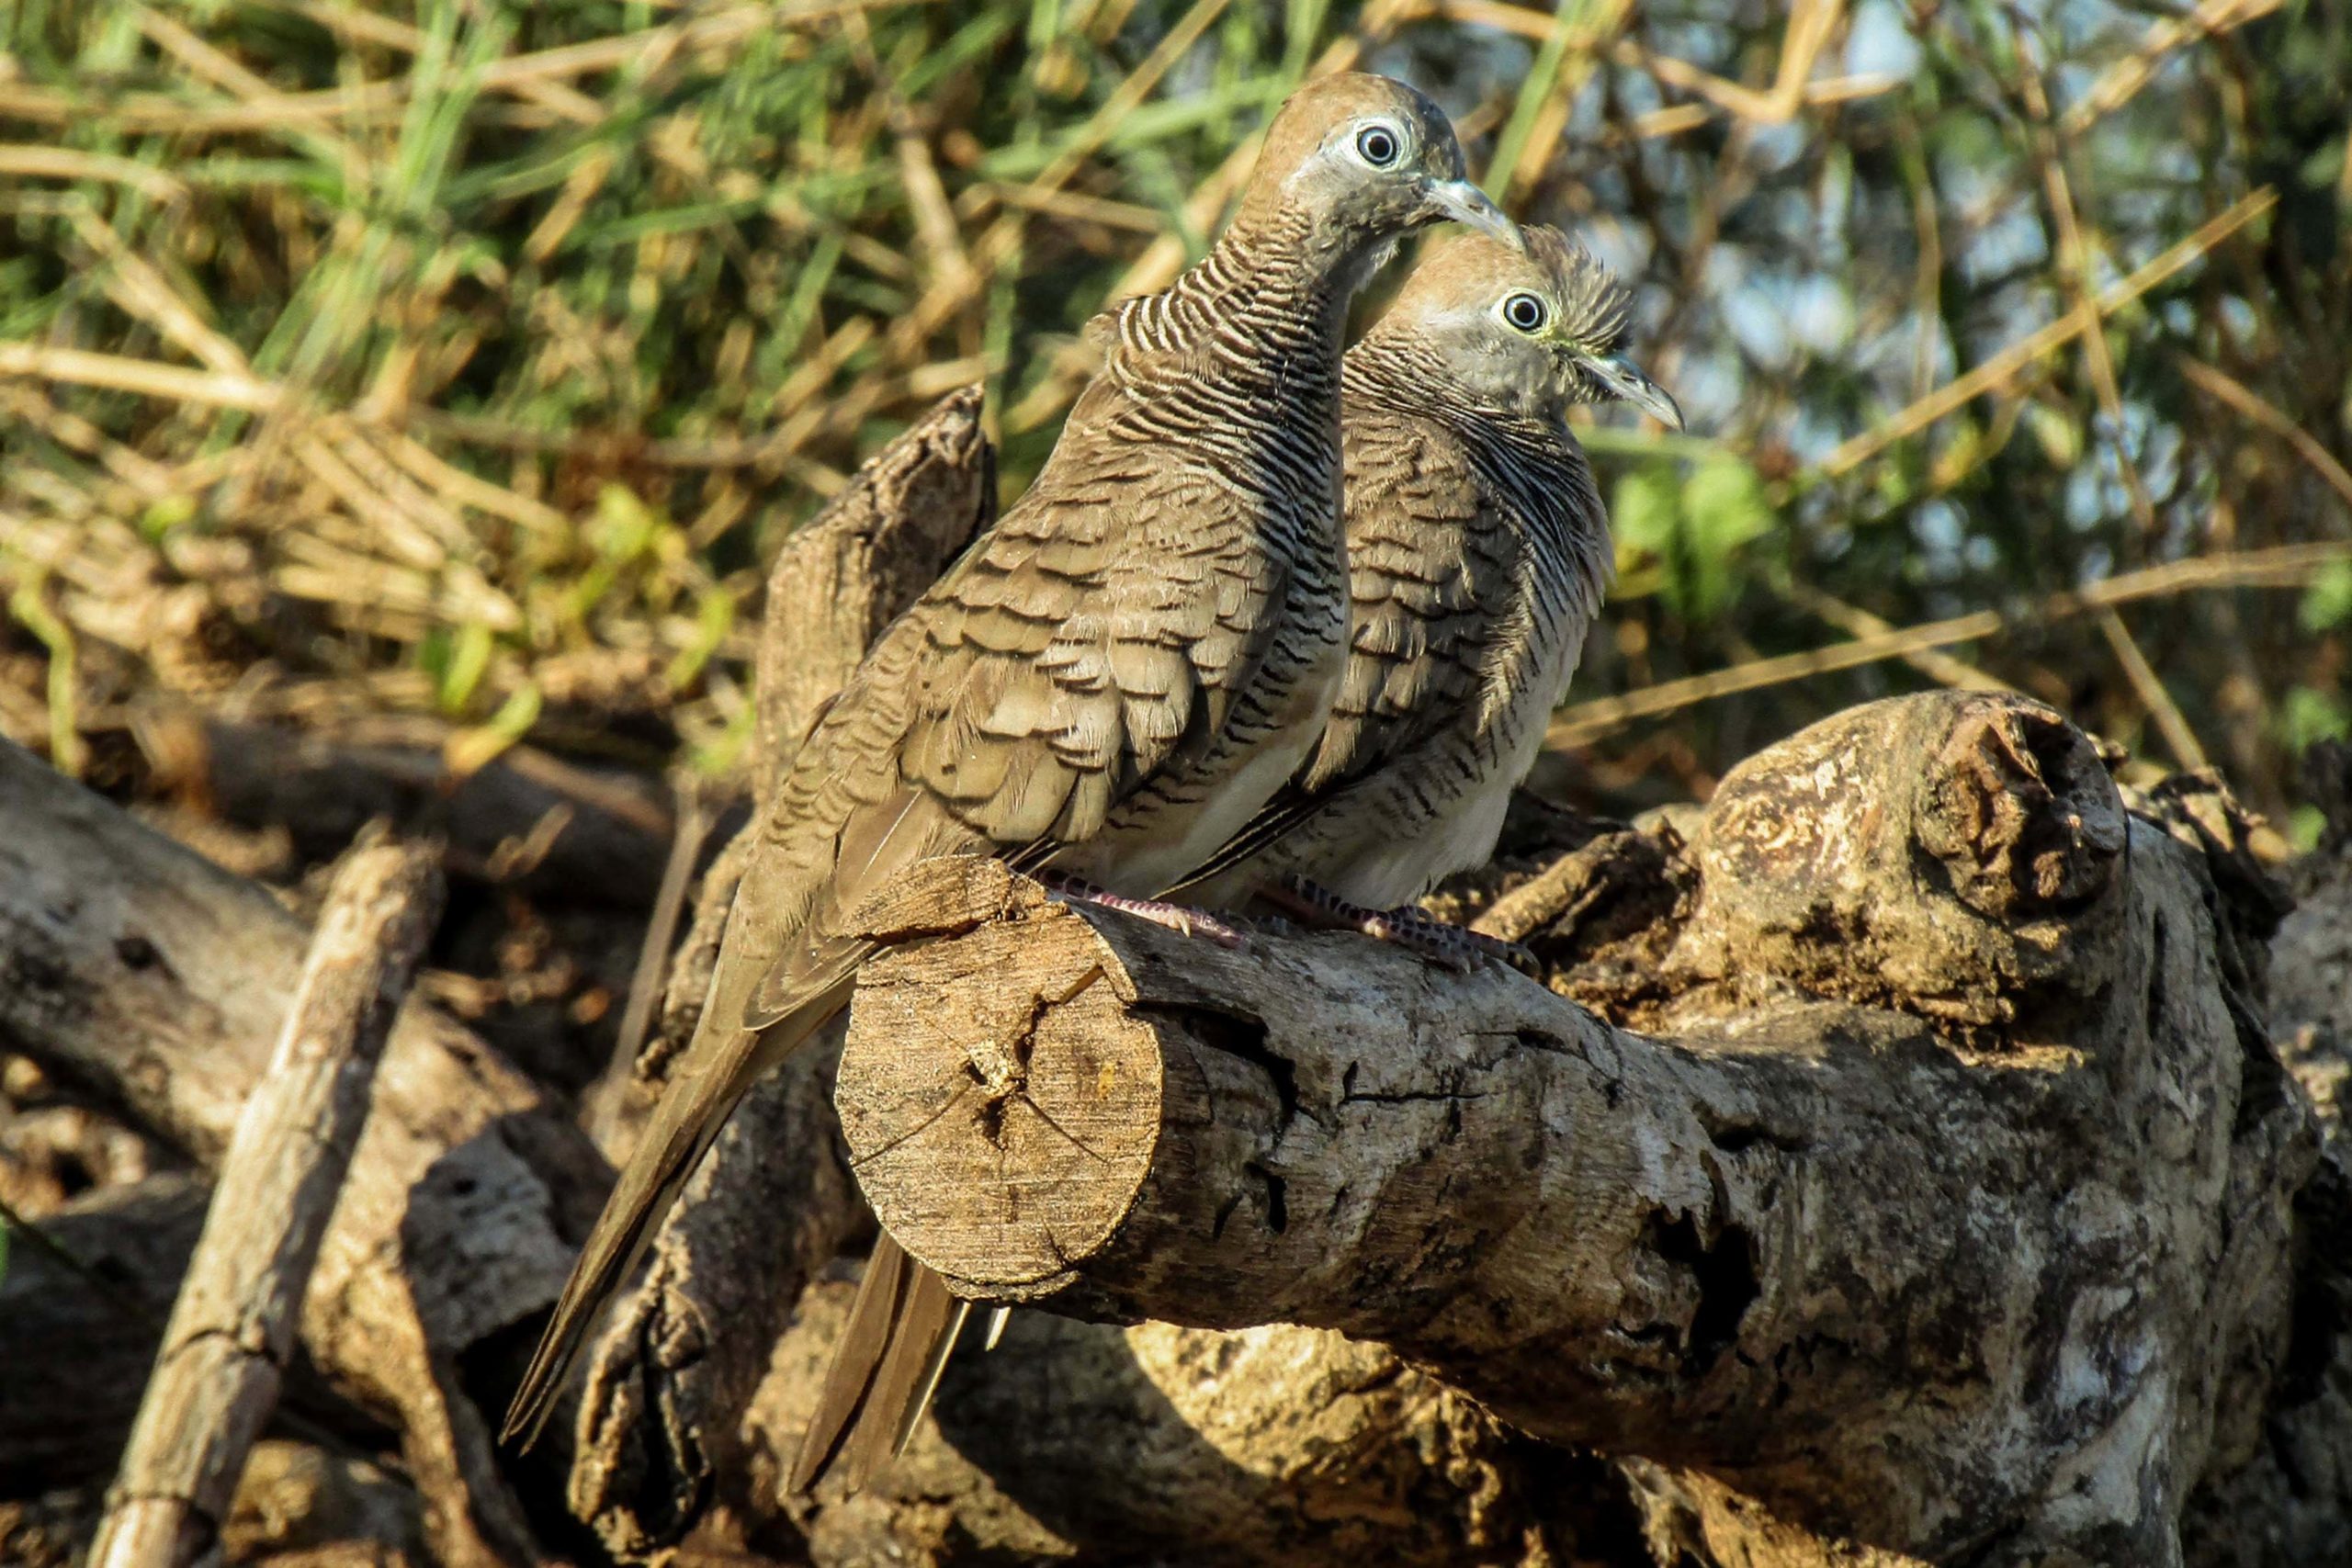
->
xmin=6 ymin=363 xmax=2331 ymax=1565
xmin=650 ymin=382 xmax=996 ymax=1066
xmin=2185 ymin=787 xmax=2352 ymax=1568
xmin=831 ymin=693 xmax=2316 ymax=1565
xmin=6 ymin=688 xmax=2340 ymax=1563
xmin=0 ymin=742 xmax=607 ymax=1568
xmin=570 ymin=385 xmax=995 ymax=1557
xmin=91 ymin=840 xmax=443 ymax=1568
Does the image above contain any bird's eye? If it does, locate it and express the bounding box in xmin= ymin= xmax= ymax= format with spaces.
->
xmin=1354 ymin=124 xmax=1401 ymax=167
xmin=1501 ymin=292 xmax=1549 ymax=333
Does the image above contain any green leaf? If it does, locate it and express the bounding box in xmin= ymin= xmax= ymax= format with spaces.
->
xmin=1684 ymin=458 xmax=1774 ymax=552
xmin=138 ymin=493 xmax=198 ymax=543
xmin=2291 ymin=805 xmax=2329 ymax=855
xmin=2282 ymin=685 xmax=2349 ymax=753
xmin=667 ymin=588 xmax=737 ymax=692
xmin=2299 ymin=560 xmax=2352 ymax=633
xmin=2023 ymin=402 xmax=2082 ymax=468
xmin=593 ymin=484 xmax=661 ymax=563
xmin=689 ymin=692 xmax=758 ymax=777
xmin=1680 ymin=457 xmax=1775 ymax=617
xmin=1611 ymin=467 xmax=1681 ymax=558
xmin=445 ymin=683 xmax=542 ymax=777
xmin=435 ymin=622 xmax=495 ymax=715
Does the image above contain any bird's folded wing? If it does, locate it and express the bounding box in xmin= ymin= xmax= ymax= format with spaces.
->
xmin=504 ymin=457 xmax=1291 ymax=1445
xmin=752 ymin=463 xmax=1287 ymax=957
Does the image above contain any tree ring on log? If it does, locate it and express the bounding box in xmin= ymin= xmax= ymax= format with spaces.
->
xmin=841 ymin=858 xmax=1163 ymax=1292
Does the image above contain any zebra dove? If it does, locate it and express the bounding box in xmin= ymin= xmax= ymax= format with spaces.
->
xmin=503 ymin=72 xmax=1516 ymax=1451
xmin=789 ymin=226 xmax=1676 ymax=1496
xmin=1180 ymin=225 xmax=1677 ymax=940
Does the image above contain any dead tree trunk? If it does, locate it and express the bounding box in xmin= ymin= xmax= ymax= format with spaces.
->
xmin=563 ymin=385 xmax=997 ymax=1557
xmin=1 ymin=688 xmax=2335 ymax=1565
xmin=6 ymin=375 xmax=2339 ymax=1563
xmin=830 ymin=694 xmax=2316 ymax=1566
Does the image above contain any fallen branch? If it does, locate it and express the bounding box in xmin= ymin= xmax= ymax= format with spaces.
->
xmin=0 ymin=742 xmax=607 ymax=1568
xmin=141 ymin=714 xmax=674 ymax=907
xmin=833 ymin=693 xmax=2316 ymax=1564
xmin=650 ymin=381 xmax=996 ymax=1065
xmin=90 ymin=838 xmax=442 ymax=1568
xmin=755 ymin=1285 xmax=1626 ymax=1566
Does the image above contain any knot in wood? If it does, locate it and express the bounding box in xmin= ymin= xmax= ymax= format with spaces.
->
xmin=963 ymin=1035 xmax=1023 ymax=1103
xmin=1917 ymin=699 xmax=2126 ymax=919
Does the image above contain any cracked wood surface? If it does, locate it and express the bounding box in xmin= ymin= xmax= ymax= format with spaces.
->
xmin=4 ymin=688 xmax=2342 ymax=1565
xmin=833 ymin=693 xmax=2316 ymax=1566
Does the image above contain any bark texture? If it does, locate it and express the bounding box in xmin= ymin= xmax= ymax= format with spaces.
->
xmin=2177 ymin=764 xmax=2352 ymax=1567
xmin=91 ymin=840 xmax=443 ymax=1568
xmin=570 ymin=385 xmax=995 ymax=1558
xmin=751 ymin=1284 xmax=1638 ymax=1566
xmin=0 ymin=741 xmax=607 ymax=1568
xmin=833 ymin=693 xmax=2316 ymax=1565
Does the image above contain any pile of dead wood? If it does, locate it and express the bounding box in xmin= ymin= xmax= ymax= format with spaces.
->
xmin=6 ymin=392 xmax=2350 ymax=1568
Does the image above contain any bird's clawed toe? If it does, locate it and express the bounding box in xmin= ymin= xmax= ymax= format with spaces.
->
xmin=1041 ymin=874 xmax=1251 ymax=948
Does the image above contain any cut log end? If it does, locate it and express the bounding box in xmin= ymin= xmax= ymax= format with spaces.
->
xmin=1915 ymin=695 xmax=2130 ymax=916
xmin=840 ymin=864 xmax=1163 ymax=1293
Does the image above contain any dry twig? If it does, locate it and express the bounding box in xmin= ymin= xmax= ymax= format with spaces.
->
xmin=88 ymin=840 xmax=443 ymax=1568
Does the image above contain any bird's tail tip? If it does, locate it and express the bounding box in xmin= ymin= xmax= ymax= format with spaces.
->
xmin=499 ymin=1341 xmax=567 ymax=1451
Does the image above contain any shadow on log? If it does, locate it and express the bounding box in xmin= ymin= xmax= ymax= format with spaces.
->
xmin=831 ymin=692 xmax=2316 ymax=1566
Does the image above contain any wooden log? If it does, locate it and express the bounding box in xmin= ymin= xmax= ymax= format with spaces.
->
xmin=0 ymin=741 xmax=608 ymax=1568
xmin=89 ymin=840 xmax=442 ymax=1568
xmin=143 ymin=713 xmax=673 ymax=906
xmin=574 ymin=386 xmax=995 ymax=1557
xmin=751 ymin=1280 xmax=1629 ymax=1567
xmin=749 ymin=383 xmax=995 ymax=803
xmin=0 ymin=1176 xmax=205 ymax=1492
xmin=831 ymin=693 xmax=2317 ymax=1566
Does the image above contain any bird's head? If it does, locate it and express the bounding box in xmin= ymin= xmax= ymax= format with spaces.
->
xmin=1236 ymin=73 xmax=1519 ymax=263
xmin=1373 ymin=226 xmax=1683 ymax=430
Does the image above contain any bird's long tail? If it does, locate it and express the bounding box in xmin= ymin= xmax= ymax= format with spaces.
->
xmin=501 ymin=953 xmax=863 ymax=1449
xmin=788 ymin=1234 xmax=968 ymax=1495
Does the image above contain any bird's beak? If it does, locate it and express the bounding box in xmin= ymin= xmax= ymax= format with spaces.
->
xmin=1422 ymin=178 xmax=1523 ymax=253
xmin=1583 ymin=352 xmax=1684 ymax=430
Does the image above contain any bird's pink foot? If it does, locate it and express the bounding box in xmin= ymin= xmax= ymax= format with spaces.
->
xmin=1040 ymin=874 xmax=1250 ymax=949
xmin=1269 ymin=874 xmax=1541 ymax=976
